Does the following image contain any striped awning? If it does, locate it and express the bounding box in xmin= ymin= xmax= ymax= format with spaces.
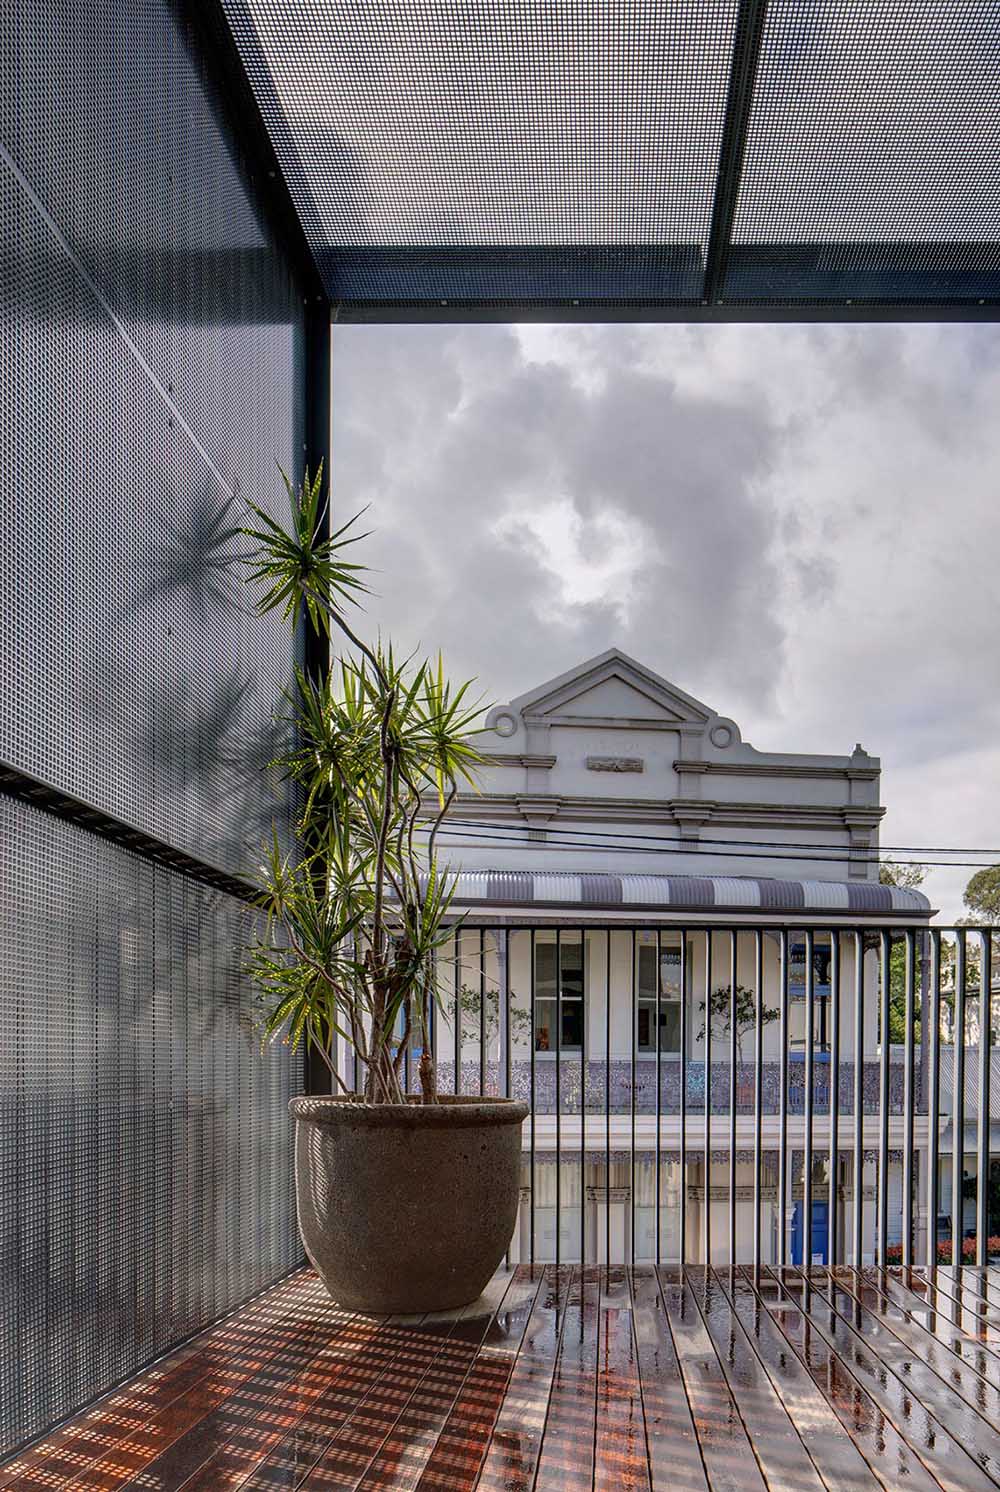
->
xmin=440 ymin=870 xmax=931 ymax=918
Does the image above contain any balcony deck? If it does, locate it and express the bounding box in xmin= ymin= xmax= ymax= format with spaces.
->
xmin=3 ymin=1263 xmax=1000 ymax=1491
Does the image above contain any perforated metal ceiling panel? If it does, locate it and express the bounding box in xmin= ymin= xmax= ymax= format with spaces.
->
xmin=221 ymin=0 xmax=1000 ymax=319
xmin=728 ymin=0 xmax=1000 ymax=305
xmin=223 ymin=0 xmax=740 ymax=310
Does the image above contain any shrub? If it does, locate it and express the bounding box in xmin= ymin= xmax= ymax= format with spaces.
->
xmin=884 ymin=1235 xmax=1000 ymax=1265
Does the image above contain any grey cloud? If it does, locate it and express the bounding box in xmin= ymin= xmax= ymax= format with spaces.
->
xmin=329 ymin=320 xmax=1000 ymax=919
xmin=332 ymin=324 xmax=785 ymax=712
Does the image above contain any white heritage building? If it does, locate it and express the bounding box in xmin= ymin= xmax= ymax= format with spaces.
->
xmin=434 ymin=649 xmax=936 ymax=1266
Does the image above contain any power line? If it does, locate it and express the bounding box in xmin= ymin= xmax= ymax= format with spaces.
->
xmin=432 ymin=823 xmax=995 ymax=871
xmin=442 ymin=817 xmax=1000 ymax=860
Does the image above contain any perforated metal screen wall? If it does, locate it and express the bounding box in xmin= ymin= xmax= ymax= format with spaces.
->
xmin=1 ymin=0 xmax=311 ymax=1457
xmin=222 ymin=0 xmax=1000 ymax=318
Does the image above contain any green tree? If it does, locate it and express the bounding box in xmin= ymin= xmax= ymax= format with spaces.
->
xmin=960 ymin=865 xmax=1000 ymax=926
xmin=455 ymin=983 xmax=532 ymax=1046
xmin=696 ymin=984 xmax=779 ymax=1063
xmin=879 ymin=860 xmax=928 ymax=891
xmin=879 ymin=862 xmax=929 ymax=1044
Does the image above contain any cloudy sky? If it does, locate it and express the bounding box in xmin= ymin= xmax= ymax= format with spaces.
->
xmin=330 ymin=321 xmax=1000 ymax=920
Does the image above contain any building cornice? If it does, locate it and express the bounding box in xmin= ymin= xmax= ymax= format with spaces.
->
xmin=675 ymin=759 xmax=880 ymax=782
xmin=453 ymin=791 xmax=884 ymax=824
xmin=522 ymin=713 xmax=704 ymax=734
xmin=482 ymin=753 xmax=557 ymax=769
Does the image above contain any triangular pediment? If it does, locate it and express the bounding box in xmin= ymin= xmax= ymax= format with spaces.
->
xmin=508 ymin=648 xmax=716 ymax=727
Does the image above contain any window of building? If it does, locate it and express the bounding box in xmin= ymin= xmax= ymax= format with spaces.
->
xmin=636 ymin=934 xmax=685 ymax=1055
xmin=789 ymin=936 xmax=832 ymax=1052
xmin=788 ymin=997 xmax=831 ymax=1052
xmin=534 ymin=934 xmax=584 ymax=1052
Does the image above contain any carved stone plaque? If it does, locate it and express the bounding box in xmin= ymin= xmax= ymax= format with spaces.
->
xmin=586 ymin=755 xmax=644 ymax=773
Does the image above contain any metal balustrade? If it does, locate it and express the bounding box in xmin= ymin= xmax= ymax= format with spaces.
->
xmin=346 ymin=923 xmax=1000 ymax=1272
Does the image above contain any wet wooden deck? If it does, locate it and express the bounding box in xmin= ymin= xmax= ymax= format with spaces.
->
xmin=4 ymin=1264 xmax=1000 ymax=1491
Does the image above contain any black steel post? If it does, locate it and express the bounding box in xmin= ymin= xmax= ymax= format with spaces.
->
xmin=656 ymin=927 xmax=662 ymax=1266
xmin=729 ymin=929 xmax=738 ymax=1266
xmin=902 ymin=930 xmax=916 ymax=1266
xmin=852 ymin=932 xmax=864 ymax=1267
xmin=952 ymin=930 xmax=967 ymax=1266
xmin=927 ymin=931 xmax=942 ymax=1271
xmin=877 ymin=931 xmax=891 ymax=1269
xmin=828 ymin=932 xmax=841 ymax=1268
xmin=976 ymin=930 xmax=992 ymax=1263
xmin=680 ymin=930 xmax=689 ymax=1265
xmin=803 ymin=930 xmax=814 ymax=1270
xmin=753 ymin=929 xmax=763 ymax=1274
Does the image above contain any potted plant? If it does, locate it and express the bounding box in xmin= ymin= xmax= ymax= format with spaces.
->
xmin=242 ymin=467 xmax=528 ymax=1313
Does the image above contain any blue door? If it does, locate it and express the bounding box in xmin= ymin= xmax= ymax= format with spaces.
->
xmin=791 ymin=1201 xmax=829 ymax=1265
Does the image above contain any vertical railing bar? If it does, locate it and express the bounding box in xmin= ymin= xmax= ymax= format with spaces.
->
xmin=828 ymin=931 xmax=841 ymax=1269
xmin=704 ymin=930 xmax=713 ymax=1268
xmin=753 ymin=929 xmax=763 ymax=1276
xmin=804 ymin=929 xmax=815 ymax=1273
xmin=504 ymin=928 xmax=512 ymax=1269
xmin=656 ymin=926 xmax=662 ymax=1268
xmin=504 ymin=929 xmax=511 ymax=1100
xmin=429 ymin=943 xmax=439 ymax=1103
xmin=877 ymin=930 xmax=890 ymax=1270
xmin=580 ymin=925 xmax=586 ymax=1269
xmin=556 ymin=926 xmax=562 ymax=1276
xmin=630 ymin=927 xmax=637 ymax=1269
xmin=976 ymin=929 xmax=992 ymax=1266
xmin=952 ymin=929 xmax=966 ymax=1269
xmin=680 ymin=929 xmax=688 ymax=1266
xmin=926 ymin=930 xmax=941 ymax=1272
xmin=778 ymin=930 xmax=789 ymax=1268
xmin=902 ymin=930 xmax=915 ymax=1268
xmin=404 ymin=986 xmax=411 ymax=1096
xmin=530 ymin=928 xmax=536 ymax=1267
xmin=605 ymin=928 xmax=611 ymax=1271
xmin=479 ymin=927 xmax=487 ymax=1098
xmin=729 ymin=928 xmax=738 ymax=1268
xmin=455 ymin=929 xmax=463 ymax=1099
xmin=852 ymin=931 xmax=864 ymax=1268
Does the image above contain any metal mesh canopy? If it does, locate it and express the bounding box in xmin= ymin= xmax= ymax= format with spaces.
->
xmin=221 ymin=0 xmax=1000 ymax=320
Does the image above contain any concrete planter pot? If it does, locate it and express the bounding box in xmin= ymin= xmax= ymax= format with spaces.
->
xmin=289 ymin=1094 xmax=529 ymax=1314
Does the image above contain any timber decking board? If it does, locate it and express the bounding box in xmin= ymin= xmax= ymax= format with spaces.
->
xmin=688 ymin=1269 xmax=827 ymax=1492
xmin=738 ymin=1268 xmax=945 ymax=1492
xmin=658 ymin=1270 xmax=767 ymax=1492
xmin=872 ymin=1269 xmax=1000 ymax=1379
xmin=713 ymin=1269 xmax=880 ymax=1492
xmin=6 ymin=1267 xmax=1000 ymax=1491
xmin=826 ymin=1268 xmax=1000 ymax=1434
xmin=473 ymin=1266 xmax=575 ymax=1492
xmin=532 ymin=1269 xmax=600 ymax=1492
xmin=629 ymin=1269 xmax=707 ymax=1492
xmin=592 ymin=1269 xmax=650 ymax=1492
xmin=761 ymin=1267 xmax=995 ymax=1492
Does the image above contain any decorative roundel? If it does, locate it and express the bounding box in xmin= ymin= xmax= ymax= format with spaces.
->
xmin=492 ymin=711 xmax=518 ymax=739
xmin=709 ymin=720 xmax=736 ymax=749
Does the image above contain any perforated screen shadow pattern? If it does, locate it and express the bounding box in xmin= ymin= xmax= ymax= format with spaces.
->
xmin=1 ymin=0 xmax=309 ymax=1457
xmin=222 ymin=0 xmax=1000 ymax=318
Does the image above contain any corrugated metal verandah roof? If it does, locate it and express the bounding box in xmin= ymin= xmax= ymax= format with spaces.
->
xmin=220 ymin=0 xmax=1000 ymax=321
xmin=434 ymin=869 xmax=932 ymax=917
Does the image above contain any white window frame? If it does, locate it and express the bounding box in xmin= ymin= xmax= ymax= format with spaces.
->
xmin=533 ymin=932 xmax=586 ymax=1055
xmin=635 ymin=932 xmax=689 ymax=1059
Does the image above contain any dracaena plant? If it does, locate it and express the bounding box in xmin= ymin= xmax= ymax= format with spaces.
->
xmin=243 ymin=465 xmax=486 ymax=1104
